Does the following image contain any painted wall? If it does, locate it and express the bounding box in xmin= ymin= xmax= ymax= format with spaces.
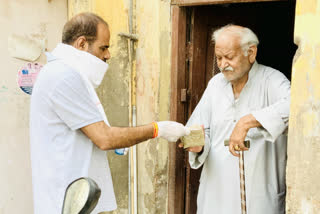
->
xmin=68 ymin=0 xmax=172 ymax=213
xmin=0 ymin=0 xmax=68 ymax=213
xmin=135 ymin=0 xmax=172 ymax=213
xmin=286 ymin=0 xmax=320 ymax=213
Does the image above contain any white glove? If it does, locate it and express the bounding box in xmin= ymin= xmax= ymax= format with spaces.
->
xmin=157 ymin=121 xmax=190 ymax=142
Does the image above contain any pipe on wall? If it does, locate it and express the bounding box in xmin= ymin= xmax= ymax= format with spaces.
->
xmin=128 ymin=0 xmax=137 ymax=213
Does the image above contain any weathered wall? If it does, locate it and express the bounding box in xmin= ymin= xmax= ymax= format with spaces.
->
xmin=0 ymin=0 xmax=68 ymax=213
xmin=68 ymin=0 xmax=172 ymax=213
xmin=286 ymin=0 xmax=320 ymax=213
xmin=135 ymin=0 xmax=172 ymax=213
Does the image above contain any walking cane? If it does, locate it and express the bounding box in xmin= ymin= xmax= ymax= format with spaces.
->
xmin=224 ymin=140 xmax=250 ymax=214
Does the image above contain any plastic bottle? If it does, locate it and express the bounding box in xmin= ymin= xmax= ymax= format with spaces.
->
xmin=114 ymin=148 xmax=129 ymax=155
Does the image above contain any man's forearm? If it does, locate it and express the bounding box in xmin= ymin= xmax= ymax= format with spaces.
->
xmin=104 ymin=125 xmax=154 ymax=149
xmin=81 ymin=121 xmax=154 ymax=150
xmin=82 ymin=120 xmax=189 ymax=150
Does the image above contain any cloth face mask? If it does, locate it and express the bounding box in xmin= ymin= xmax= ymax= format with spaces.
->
xmin=51 ymin=43 xmax=109 ymax=88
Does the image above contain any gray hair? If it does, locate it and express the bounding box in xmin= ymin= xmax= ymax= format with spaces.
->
xmin=212 ymin=24 xmax=259 ymax=56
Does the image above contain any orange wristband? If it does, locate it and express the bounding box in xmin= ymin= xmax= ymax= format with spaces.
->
xmin=152 ymin=122 xmax=159 ymax=138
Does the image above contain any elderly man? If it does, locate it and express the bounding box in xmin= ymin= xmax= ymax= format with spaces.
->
xmin=183 ymin=25 xmax=290 ymax=214
xmin=30 ymin=13 xmax=190 ymax=214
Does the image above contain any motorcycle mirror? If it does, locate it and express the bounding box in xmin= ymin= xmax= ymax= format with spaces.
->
xmin=62 ymin=177 xmax=101 ymax=214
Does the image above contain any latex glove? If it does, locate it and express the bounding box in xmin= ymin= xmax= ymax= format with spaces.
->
xmin=157 ymin=121 xmax=190 ymax=142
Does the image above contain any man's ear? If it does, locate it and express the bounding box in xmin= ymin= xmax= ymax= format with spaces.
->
xmin=72 ymin=36 xmax=89 ymax=51
xmin=247 ymin=45 xmax=257 ymax=64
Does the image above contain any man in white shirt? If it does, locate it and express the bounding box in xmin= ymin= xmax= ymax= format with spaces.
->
xmin=30 ymin=12 xmax=190 ymax=214
xmin=182 ymin=25 xmax=290 ymax=214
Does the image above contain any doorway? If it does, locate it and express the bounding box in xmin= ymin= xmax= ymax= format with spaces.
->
xmin=169 ymin=1 xmax=296 ymax=214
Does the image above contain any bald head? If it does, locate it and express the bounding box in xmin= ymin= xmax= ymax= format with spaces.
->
xmin=212 ymin=25 xmax=259 ymax=56
xmin=62 ymin=12 xmax=109 ymax=45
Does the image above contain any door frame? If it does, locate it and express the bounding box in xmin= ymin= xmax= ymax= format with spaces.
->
xmin=169 ymin=5 xmax=188 ymax=214
xmin=171 ymin=0 xmax=287 ymax=6
xmin=168 ymin=1 xmax=294 ymax=214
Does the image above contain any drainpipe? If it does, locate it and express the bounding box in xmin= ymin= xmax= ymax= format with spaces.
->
xmin=118 ymin=0 xmax=138 ymax=213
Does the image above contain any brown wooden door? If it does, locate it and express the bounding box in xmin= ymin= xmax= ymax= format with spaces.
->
xmin=182 ymin=1 xmax=296 ymax=214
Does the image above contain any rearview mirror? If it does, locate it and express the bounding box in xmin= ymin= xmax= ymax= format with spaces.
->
xmin=62 ymin=177 xmax=101 ymax=214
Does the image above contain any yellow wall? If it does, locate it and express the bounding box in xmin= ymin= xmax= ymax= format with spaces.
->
xmin=135 ymin=0 xmax=172 ymax=212
xmin=286 ymin=0 xmax=320 ymax=213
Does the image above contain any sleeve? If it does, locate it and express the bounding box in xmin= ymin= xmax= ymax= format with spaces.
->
xmin=50 ymin=71 xmax=104 ymax=130
xmin=251 ymin=69 xmax=291 ymax=142
xmin=187 ymin=80 xmax=214 ymax=169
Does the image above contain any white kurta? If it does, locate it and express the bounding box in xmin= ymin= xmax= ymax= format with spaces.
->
xmin=188 ymin=62 xmax=290 ymax=214
xmin=30 ymin=44 xmax=117 ymax=214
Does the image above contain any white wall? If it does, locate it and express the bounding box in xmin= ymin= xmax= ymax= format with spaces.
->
xmin=0 ymin=0 xmax=67 ymax=213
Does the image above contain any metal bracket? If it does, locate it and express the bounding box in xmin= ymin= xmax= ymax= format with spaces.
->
xmin=118 ymin=32 xmax=139 ymax=41
xmin=181 ymin=88 xmax=188 ymax=102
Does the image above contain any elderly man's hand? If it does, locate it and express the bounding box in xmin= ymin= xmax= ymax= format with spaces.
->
xmin=228 ymin=118 xmax=250 ymax=157
xmin=228 ymin=114 xmax=262 ymax=157
xmin=178 ymin=143 xmax=203 ymax=153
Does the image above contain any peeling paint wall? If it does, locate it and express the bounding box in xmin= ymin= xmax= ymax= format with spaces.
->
xmin=286 ymin=0 xmax=320 ymax=213
xmin=0 ymin=0 xmax=67 ymax=213
xmin=135 ymin=0 xmax=172 ymax=213
xmin=68 ymin=0 xmax=172 ymax=213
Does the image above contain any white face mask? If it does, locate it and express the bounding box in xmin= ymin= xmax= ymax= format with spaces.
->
xmin=52 ymin=43 xmax=109 ymax=88
xmin=85 ymin=62 xmax=109 ymax=88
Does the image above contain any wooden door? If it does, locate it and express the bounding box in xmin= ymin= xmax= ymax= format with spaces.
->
xmin=169 ymin=1 xmax=296 ymax=214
